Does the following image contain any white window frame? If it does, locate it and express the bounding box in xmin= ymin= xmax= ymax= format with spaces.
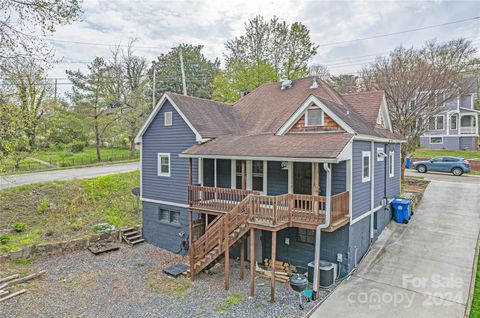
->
xmin=450 ymin=114 xmax=458 ymax=130
xmin=361 ymin=151 xmax=371 ymax=183
xmin=157 ymin=153 xmax=171 ymax=177
xmin=164 ymin=111 xmax=172 ymax=126
xmin=389 ymin=151 xmax=395 ymax=178
xmin=429 ymin=137 xmax=443 ymax=144
xmin=305 ymin=106 xmax=324 ymax=126
xmin=428 ymin=115 xmax=444 ymax=131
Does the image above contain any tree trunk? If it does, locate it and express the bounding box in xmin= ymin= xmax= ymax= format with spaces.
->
xmin=94 ymin=119 xmax=101 ymax=161
xmin=130 ymin=138 xmax=136 ymax=156
xmin=400 ymin=143 xmax=408 ymax=181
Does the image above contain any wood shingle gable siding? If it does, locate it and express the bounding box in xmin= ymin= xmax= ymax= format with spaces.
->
xmin=289 ymin=113 xmax=343 ymax=133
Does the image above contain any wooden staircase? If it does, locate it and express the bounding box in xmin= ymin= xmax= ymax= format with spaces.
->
xmin=120 ymin=227 xmax=144 ymax=246
xmin=190 ymin=198 xmax=250 ymax=277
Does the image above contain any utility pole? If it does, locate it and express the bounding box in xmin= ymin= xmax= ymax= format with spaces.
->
xmin=54 ymin=79 xmax=58 ymax=104
xmin=152 ymin=66 xmax=156 ymax=109
xmin=179 ymin=47 xmax=187 ymax=95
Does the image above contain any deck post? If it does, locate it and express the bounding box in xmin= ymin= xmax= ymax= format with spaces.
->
xmin=240 ymin=237 xmax=245 ymax=280
xmin=224 ymin=218 xmax=230 ymax=290
xmin=249 ymin=228 xmax=255 ymax=297
xmin=189 ymin=210 xmax=194 ymax=281
xmin=270 ymin=231 xmax=277 ymax=303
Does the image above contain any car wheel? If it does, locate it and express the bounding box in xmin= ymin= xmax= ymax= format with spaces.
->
xmin=416 ymin=165 xmax=427 ymax=173
xmin=452 ymin=167 xmax=463 ymax=176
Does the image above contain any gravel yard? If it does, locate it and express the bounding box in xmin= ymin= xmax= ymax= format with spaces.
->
xmin=0 ymin=243 xmax=330 ymax=317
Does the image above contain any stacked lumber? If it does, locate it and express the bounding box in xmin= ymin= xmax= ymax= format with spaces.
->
xmin=263 ymin=259 xmax=297 ymax=274
xmin=255 ymin=258 xmax=298 ymax=283
xmin=0 ymin=271 xmax=45 ymax=303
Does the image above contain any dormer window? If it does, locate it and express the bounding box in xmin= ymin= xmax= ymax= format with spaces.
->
xmin=305 ymin=106 xmax=324 ymax=126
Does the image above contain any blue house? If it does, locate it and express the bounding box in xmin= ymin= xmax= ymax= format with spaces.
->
xmin=135 ymin=77 xmax=403 ymax=301
xmin=420 ymin=77 xmax=479 ymax=150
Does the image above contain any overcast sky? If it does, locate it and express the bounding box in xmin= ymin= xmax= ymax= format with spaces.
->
xmin=47 ymin=0 xmax=480 ymax=93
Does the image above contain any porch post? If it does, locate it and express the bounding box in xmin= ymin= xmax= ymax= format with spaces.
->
xmin=241 ymin=160 xmax=246 ymax=190
xmin=249 ymin=228 xmax=255 ymax=297
xmin=270 ymin=231 xmax=277 ymax=303
xmin=189 ymin=210 xmax=194 ymax=281
xmin=188 ymin=158 xmax=193 ymax=185
xmin=240 ymin=237 xmax=245 ymax=280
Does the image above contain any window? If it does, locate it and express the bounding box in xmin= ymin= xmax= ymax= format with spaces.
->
xmin=164 ymin=111 xmax=172 ymax=126
xmin=362 ymin=151 xmax=371 ymax=183
xmin=305 ymin=107 xmax=324 ymax=126
xmin=429 ymin=137 xmax=443 ymax=144
xmin=235 ymin=160 xmax=245 ymax=189
xmin=252 ymin=160 xmax=264 ymax=192
xmin=428 ymin=116 xmax=444 ymax=130
xmin=389 ymin=151 xmax=395 ymax=178
xmin=159 ymin=208 xmax=180 ymax=225
xmin=450 ymin=115 xmax=458 ymax=130
xmin=373 ymin=211 xmax=378 ymax=230
xmin=431 ymin=157 xmax=444 ymax=162
xmin=297 ymin=228 xmax=315 ymax=244
xmin=157 ymin=153 xmax=170 ymax=177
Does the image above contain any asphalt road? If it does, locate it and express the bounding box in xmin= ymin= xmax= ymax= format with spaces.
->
xmin=406 ymin=169 xmax=480 ymax=184
xmin=0 ymin=162 xmax=139 ymax=190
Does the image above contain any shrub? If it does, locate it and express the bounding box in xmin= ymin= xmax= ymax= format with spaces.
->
xmin=0 ymin=234 xmax=10 ymax=245
xmin=69 ymin=141 xmax=86 ymax=153
xmin=12 ymin=221 xmax=27 ymax=232
xmin=36 ymin=198 xmax=50 ymax=214
xmin=56 ymin=143 xmax=67 ymax=151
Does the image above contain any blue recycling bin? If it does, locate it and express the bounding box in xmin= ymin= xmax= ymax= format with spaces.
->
xmin=405 ymin=157 xmax=411 ymax=169
xmin=391 ymin=199 xmax=411 ymax=224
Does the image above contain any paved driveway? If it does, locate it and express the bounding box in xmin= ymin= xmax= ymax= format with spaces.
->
xmin=313 ymin=177 xmax=480 ymax=317
xmin=0 ymin=162 xmax=139 ymax=190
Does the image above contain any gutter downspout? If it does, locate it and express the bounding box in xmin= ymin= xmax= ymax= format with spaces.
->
xmin=312 ymin=163 xmax=332 ymax=300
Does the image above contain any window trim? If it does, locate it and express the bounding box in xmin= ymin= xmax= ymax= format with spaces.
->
xmin=450 ymin=114 xmax=458 ymax=130
xmin=157 ymin=153 xmax=171 ymax=177
xmin=429 ymin=137 xmax=443 ymax=144
xmin=158 ymin=208 xmax=181 ymax=226
xmin=164 ymin=111 xmax=172 ymax=126
xmin=304 ymin=106 xmax=324 ymax=127
xmin=361 ymin=151 xmax=371 ymax=183
xmin=389 ymin=150 xmax=395 ymax=178
xmin=428 ymin=115 xmax=444 ymax=131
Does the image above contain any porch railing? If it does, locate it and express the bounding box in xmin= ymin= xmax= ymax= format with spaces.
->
xmin=460 ymin=126 xmax=477 ymax=134
xmin=188 ymin=185 xmax=350 ymax=228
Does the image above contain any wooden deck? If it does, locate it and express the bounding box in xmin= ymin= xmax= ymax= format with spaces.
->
xmin=188 ymin=185 xmax=350 ymax=231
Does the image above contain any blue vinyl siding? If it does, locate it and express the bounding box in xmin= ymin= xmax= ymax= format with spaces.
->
xmin=373 ymin=142 xmax=386 ymax=207
xmin=267 ymin=161 xmax=288 ymax=195
xmin=319 ymin=161 xmax=346 ymax=196
xmin=386 ymin=143 xmax=401 ymax=198
xmin=142 ymin=100 xmax=198 ymax=204
xmin=352 ymin=141 xmax=372 ymax=219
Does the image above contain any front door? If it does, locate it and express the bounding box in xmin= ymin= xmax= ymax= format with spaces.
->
xmin=293 ymin=162 xmax=312 ymax=195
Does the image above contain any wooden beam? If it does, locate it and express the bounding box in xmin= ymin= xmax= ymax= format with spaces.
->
xmin=224 ymin=218 xmax=230 ymax=290
xmin=271 ymin=231 xmax=277 ymax=303
xmin=189 ymin=210 xmax=194 ymax=281
xmin=240 ymin=237 xmax=245 ymax=280
xmin=188 ymin=158 xmax=193 ymax=185
xmin=249 ymin=228 xmax=255 ymax=298
xmin=241 ymin=160 xmax=246 ymax=190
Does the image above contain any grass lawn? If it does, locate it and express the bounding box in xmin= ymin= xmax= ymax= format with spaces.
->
xmin=471 ymin=254 xmax=480 ymax=317
xmin=0 ymin=171 xmax=140 ymax=254
xmin=413 ymin=148 xmax=480 ymax=160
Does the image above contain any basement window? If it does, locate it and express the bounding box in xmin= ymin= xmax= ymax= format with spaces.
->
xmin=159 ymin=208 xmax=180 ymax=225
xmin=305 ymin=106 xmax=324 ymax=126
xmin=297 ymin=228 xmax=315 ymax=245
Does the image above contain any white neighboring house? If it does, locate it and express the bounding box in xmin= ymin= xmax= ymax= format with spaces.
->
xmin=420 ymin=77 xmax=479 ymax=150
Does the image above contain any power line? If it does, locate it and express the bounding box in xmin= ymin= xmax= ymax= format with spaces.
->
xmin=317 ymin=16 xmax=480 ymax=47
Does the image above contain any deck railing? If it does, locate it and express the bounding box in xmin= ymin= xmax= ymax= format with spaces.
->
xmin=188 ymin=185 xmax=349 ymax=227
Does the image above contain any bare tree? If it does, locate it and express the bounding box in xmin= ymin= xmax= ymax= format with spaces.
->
xmin=309 ymin=64 xmax=331 ymax=81
xmin=360 ymin=39 xmax=476 ymax=177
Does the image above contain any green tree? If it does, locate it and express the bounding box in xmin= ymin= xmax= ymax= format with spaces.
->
xmin=0 ymin=103 xmax=30 ymax=171
xmin=216 ymin=16 xmax=318 ymax=102
xmin=329 ymin=74 xmax=359 ymax=93
xmin=0 ymin=0 xmax=82 ymax=60
xmin=152 ymin=44 xmax=220 ymax=99
xmin=67 ymin=57 xmax=117 ymax=161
